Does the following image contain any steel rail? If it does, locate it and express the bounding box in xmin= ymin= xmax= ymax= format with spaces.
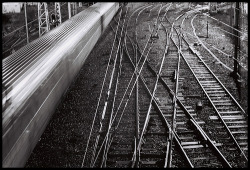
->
xmin=191 ymin=14 xmax=233 ymax=72
xmin=170 ymin=22 xmax=248 ymax=161
xmin=132 ymin=4 xmax=157 ymax=167
xmin=124 ymin=4 xmax=175 ymax=167
xmin=135 ymin=9 xmax=232 ymax=166
xmin=174 ymin=12 xmax=248 ymax=75
xmin=98 ymin=3 xmax=153 ymax=163
xmin=193 ymin=14 xmax=248 ymax=71
xmin=113 ymin=4 xmax=232 ymax=167
xmin=123 ymin=6 xmax=154 ymax=164
xmin=188 ymin=17 xmax=246 ymax=115
xmin=134 ymin=5 xmax=188 ymax=165
xmin=186 ymin=16 xmax=246 ymax=72
xmin=89 ymin=5 xmax=154 ymax=167
xmin=138 ymin=65 xmax=194 ymax=168
xmin=123 ymin=38 xmax=193 ymax=168
xmin=167 ymin=28 xmax=181 ymax=169
xmin=136 ymin=28 xmax=231 ymax=169
xmin=89 ymin=6 xmax=128 ymax=167
xmin=91 ymin=40 xmax=153 ymax=167
xmin=167 ymin=11 xmax=246 ymax=115
xmin=201 ymin=12 xmax=246 ymax=35
xmin=91 ymin=20 xmax=155 ymax=167
xmin=133 ymin=4 xmax=167 ymax=167
xmin=3 ymin=31 xmax=20 ymax=46
xmin=81 ymin=8 xmax=123 ymax=167
xmin=100 ymin=43 xmax=124 ymax=168
xmin=89 ymin=13 xmax=126 ymax=167
xmin=139 ymin=39 xmax=232 ymax=168
xmin=111 ymin=17 xmax=193 ymax=167
xmin=142 ymin=34 xmax=231 ymax=166
xmin=106 ymin=8 xmax=155 ymax=140
xmin=178 ymin=10 xmax=247 ymax=75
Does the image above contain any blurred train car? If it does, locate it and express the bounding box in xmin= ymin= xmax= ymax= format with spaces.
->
xmin=2 ymin=2 xmax=119 ymax=167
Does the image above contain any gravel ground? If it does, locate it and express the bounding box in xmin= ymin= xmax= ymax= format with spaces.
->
xmin=190 ymin=11 xmax=247 ymax=112
xmin=25 ymin=3 xmax=247 ymax=168
xmin=25 ymin=14 xmax=116 ymax=167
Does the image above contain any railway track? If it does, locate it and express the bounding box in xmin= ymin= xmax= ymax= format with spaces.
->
xmin=131 ymin=7 xmax=230 ymax=167
xmin=164 ymin=8 xmax=248 ymax=167
xmin=82 ymin=4 xmax=167 ymax=168
xmin=82 ymin=3 xmax=248 ymax=168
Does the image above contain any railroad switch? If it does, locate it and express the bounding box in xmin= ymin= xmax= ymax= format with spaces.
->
xmin=109 ymin=59 xmax=114 ymax=65
xmin=196 ymin=101 xmax=202 ymax=113
xmin=193 ymin=42 xmax=201 ymax=46
xmin=151 ymin=33 xmax=159 ymax=39
xmin=92 ymin=83 xmax=98 ymax=88
xmin=199 ymin=138 xmax=208 ymax=147
xmin=171 ymin=70 xmax=177 ymax=82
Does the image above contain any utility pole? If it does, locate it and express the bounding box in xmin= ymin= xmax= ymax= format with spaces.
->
xmin=230 ymin=2 xmax=233 ymax=39
xmin=24 ymin=2 xmax=29 ymax=43
xmin=206 ymin=16 xmax=208 ymax=38
xmin=68 ymin=2 xmax=71 ymax=19
xmin=233 ymin=2 xmax=240 ymax=76
xmin=72 ymin=2 xmax=77 ymax=16
xmin=233 ymin=2 xmax=241 ymax=99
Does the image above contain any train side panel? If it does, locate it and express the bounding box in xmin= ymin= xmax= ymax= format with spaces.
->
xmin=2 ymin=3 xmax=119 ymax=167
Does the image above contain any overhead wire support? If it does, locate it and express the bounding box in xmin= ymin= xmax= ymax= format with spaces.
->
xmin=233 ymin=2 xmax=242 ymax=100
xmin=24 ymin=2 xmax=29 ymax=44
xmin=201 ymin=12 xmax=247 ymax=35
xmin=233 ymin=2 xmax=240 ymax=77
xmin=38 ymin=2 xmax=50 ymax=37
xmin=72 ymin=2 xmax=77 ymax=16
xmin=55 ymin=2 xmax=62 ymax=26
xmin=68 ymin=2 xmax=71 ymax=19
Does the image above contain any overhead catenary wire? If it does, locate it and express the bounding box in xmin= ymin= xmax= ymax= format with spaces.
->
xmin=201 ymin=12 xmax=247 ymax=35
xmin=181 ymin=25 xmax=248 ymax=71
xmin=213 ymin=26 xmax=248 ymax=41
xmin=3 ymin=2 xmax=71 ymax=39
xmin=165 ymin=5 xmax=248 ymax=73
xmin=3 ymin=8 xmax=54 ymax=39
xmin=3 ymin=2 xmax=76 ymax=57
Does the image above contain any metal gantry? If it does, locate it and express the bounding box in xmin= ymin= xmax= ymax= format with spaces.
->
xmin=38 ymin=2 xmax=50 ymax=37
xmin=72 ymin=2 xmax=77 ymax=16
xmin=68 ymin=2 xmax=77 ymax=19
xmin=54 ymin=2 xmax=62 ymax=26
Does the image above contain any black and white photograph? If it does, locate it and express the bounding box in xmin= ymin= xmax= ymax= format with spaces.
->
xmin=2 ymin=2 xmax=248 ymax=168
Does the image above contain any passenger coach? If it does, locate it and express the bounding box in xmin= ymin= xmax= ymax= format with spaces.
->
xmin=2 ymin=3 xmax=119 ymax=167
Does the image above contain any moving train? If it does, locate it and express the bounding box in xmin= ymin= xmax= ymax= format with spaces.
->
xmin=2 ymin=3 xmax=119 ymax=167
